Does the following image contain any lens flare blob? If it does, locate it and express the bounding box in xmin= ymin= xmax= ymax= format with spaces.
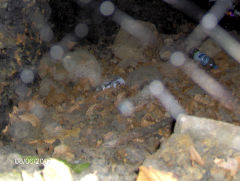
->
xmin=201 ymin=13 xmax=218 ymax=30
xmin=50 ymin=45 xmax=64 ymax=60
xmin=170 ymin=51 xmax=186 ymax=66
xmin=75 ymin=23 xmax=89 ymax=38
xmin=20 ymin=69 xmax=34 ymax=84
xmin=100 ymin=1 xmax=115 ymax=16
xmin=118 ymin=99 xmax=134 ymax=116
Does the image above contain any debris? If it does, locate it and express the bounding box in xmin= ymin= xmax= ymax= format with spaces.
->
xmin=226 ymin=9 xmax=240 ymax=17
xmin=103 ymin=118 xmax=173 ymax=147
xmin=53 ymin=144 xmax=75 ymax=162
xmin=214 ymin=157 xmax=239 ymax=176
xmin=19 ymin=113 xmax=41 ymax=127
xmin=190 ymin=48 xmax=218 ymax=69
xmin=96 ymin=76 xmax=125 ymax=91
xmin=189 ymin=145 xmax=205 ymax=166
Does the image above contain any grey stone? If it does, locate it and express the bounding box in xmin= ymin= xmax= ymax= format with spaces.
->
xmin=62 ymin=49 xmax=102 ymax=86
xmin=126 ymin=66 xmax=162 ymax=87
xmin=187 ymin=86 xmax=206 ymax=96
xmin=218 ymin=108 xmax=232 ymax=123
xmin=9 ymin=121 xmax=34 ymax=140
xmin=112 ymin=20 xmax=162 ymax=62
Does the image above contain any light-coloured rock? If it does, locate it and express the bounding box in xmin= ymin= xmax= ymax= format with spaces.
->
xmin=39 ymin=49 xmax=102 ymax=87
xmin=142 ymin=134 xmax=206 ymax=180
xmin=175 ymin=114 xmax=240 ymax=151
xmin=117 ymin=59 xmax=137 ymax=69
xmin=141 ymin=114 xmax=240 ymax=180
xmin=62 ymin=49 xmax=102 ymax=86
xmin=112 ymin=20 xmax=162 ymax=63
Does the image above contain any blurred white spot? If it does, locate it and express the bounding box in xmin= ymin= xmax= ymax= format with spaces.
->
xmin=22 ymin=170 xmax=43 ymax=180
xmin=100 ymin=1 xmax=115 ymax=16
xmin=40 ymin=25 xmax=53 ymax=42
xmin=149 ymin=80 xmax=185 ymax=119
xmin=20 ymin=69 xmax=34 ymax=84
xmin=50 ymin=45 xmax=64 ymax=60
xmin=201 ymin=13 xmax=217 ymax=30
xmin=118 ymin=99 xmax=134 ymax=116
xmin=62 ymin=55 xmax=76 ymax=73
xmin=75 ymin=23 xmax=89 ymax=38
xmin=149 ymin=80 xmax=164 ymax=96
xmin=80 ymin=174 xmax=99 ymax=181
xmin=170 ymin=51 xmax=186 ymax=66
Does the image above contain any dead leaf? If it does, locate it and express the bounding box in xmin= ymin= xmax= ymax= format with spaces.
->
xmin=148 ymin=102 xmax=156 ymax=113
xmin=28 ymin=140 xmax=42 ymax=144
xmin=45 ymin=88 xmax=69 ymax=106
xmin=19 ymin=113 xmax=41 ymax=127
xmin=14 ymin=49 xmax=22 ymax=66
xmin=36 ymin=145 xmax=47 ymax=156
xmin=189 ymin=146 xmax=205 ymax=166
xmin=44 ymin=139 xmax=56 ymax=144
xmin=135 ymin=103 xmax=146 ymax=112
xmin=103 ymin=132 xmax=114 ymax=142
xmin=86 ymin=104 xmax=98 ymax=118
xmin=193 ymin=94 xmax=215 ymax=106
xmin=214 ymin=157 xmax=239 ymax=176
xmin=67 ymin=104 xmax=80 ymax=113
xmin=53 ymin=144 xmax=74 ymax=162
xmin=63 ymin=128 xmax=80 ymax=138
xmin=141 ymin=113 xmax=154 ymax=127
xmin=235 ymin=156 xmax=240 ymax=169
xmin=114 ymin=92 xmax=126 ymax=107
xmin=16 ymin=33 xmax=25 ymax=45
xmin=137 ymin=166 xmax=178 ymax=181
xmin=96 ymin=139 xmax=102 ymax=147
xmin=17 ymin=101 xmax=30 ymax=112
xmin=1 ymin=125 xmax=9 ymax=134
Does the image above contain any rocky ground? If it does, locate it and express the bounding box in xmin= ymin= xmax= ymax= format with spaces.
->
xmin=0 ymin=0 xmax=240 ymax=180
